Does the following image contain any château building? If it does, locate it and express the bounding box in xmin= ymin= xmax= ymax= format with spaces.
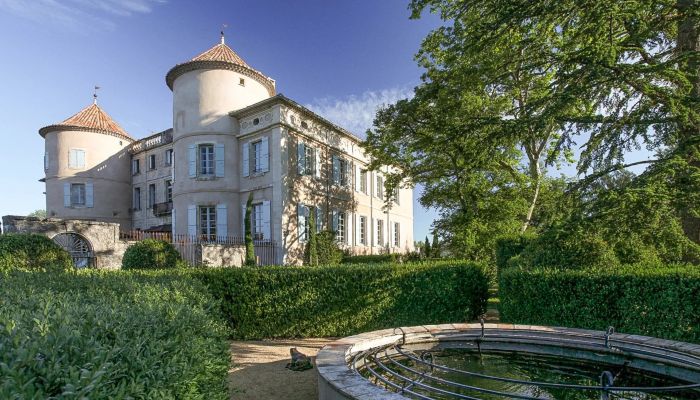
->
xmin=38 ymin=34 xmax=414 ymax=264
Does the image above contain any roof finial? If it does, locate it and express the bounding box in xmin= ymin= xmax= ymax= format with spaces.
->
xmin=93 ymin=85 xmax=101 ymax=105
xmin=220 ymin=23 xmax=228 ymax=44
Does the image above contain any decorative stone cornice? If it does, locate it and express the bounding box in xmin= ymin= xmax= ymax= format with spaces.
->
xmin=38 ymin=124 xmax=135 ymax=142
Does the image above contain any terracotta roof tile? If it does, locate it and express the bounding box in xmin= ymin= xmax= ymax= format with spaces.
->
xmin=190 ymin=43 xmax=250 ymax=67
xmin=39 ymin=103 xmax=132 ymax=140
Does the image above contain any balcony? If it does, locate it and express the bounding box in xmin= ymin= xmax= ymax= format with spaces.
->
xmin=152 ymin=202 xmax=173 ymax=216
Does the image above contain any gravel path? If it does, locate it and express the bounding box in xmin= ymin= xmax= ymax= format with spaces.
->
xmin=229 ymin=338 xmax=336 ymax=400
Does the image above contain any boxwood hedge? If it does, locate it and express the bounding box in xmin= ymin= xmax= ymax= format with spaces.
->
xmin=198 ymin=261 xmax=489 ymax=339
xmin=0 ymin=233 xmax=72 ymax=273
xmin=0 ymin=270 xmax=230 ymax=399
xmin=499 ymin=264 xmax=700 ymax=343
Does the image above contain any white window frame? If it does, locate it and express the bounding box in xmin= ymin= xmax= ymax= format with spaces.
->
xmin=148 ymin=183 xmax=156 ymax=209
xmin=359 ymin=216 xmax=367 ymax=245
xmin=199 ymin=144 xmax=215 ymax=176
xmin=360 ymin=170 xmax=367 ymax=194
xmin=377 ymin=219 xmax=384 ymax=246
xmin=394 ymin=222 xmax=400 ymax=247
xmin=199 ymin=206 xmax=216 ymax=241
xmin=252 ymin=202 xmax=264 ymax=240
xmin=376 ymin=175 xmax=384 ymax=199
xmin=165 ymin=180 xmax=172 ymax=203
xmin=336 ymin=211 xmax=345 ymax=243
xmin=165 ymin=149 xmax=173 ymax=166
xmin=252 ymin=140 xmax=263 ymax=173
xmin=148 ymin=154 xmax=156 ymax=170
xmin=70 ymin=183 xmax=86 ymax=206
xmin=133 ymin=187 xmax=141 ymax=210
xmin=132 ymin=159 xmax=140 ymax=175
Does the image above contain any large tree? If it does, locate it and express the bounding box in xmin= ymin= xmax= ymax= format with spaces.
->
xmin=408 ymin=0 xmax=700 ymax=242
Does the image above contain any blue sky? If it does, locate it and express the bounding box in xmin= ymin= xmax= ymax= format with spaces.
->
xmin=0 ymin=0 xmax=444 ymax=239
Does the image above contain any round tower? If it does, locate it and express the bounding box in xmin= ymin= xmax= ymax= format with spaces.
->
xmin=39 ymin=100 xmax=134 ymax=229
xmin=165 ymin=33 xmax=275 ymax=237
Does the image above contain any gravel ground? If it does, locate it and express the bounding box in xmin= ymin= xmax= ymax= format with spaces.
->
xmin=229 ymin=338 xmax=336 ymax=400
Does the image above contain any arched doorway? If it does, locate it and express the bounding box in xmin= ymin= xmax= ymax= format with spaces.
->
xmin=52 ymin=233 xmax=94 ymax=268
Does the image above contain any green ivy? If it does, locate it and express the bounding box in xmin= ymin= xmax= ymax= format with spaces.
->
xmin=196 ymin=261 xmax=489 ymax=339
xmin=499 ymin=264 xmax=700 ymax=343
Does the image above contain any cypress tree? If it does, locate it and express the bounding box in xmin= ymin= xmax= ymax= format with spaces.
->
xmin=244 ymin=192 xmax=256 ymax=266
xmin=424 ymin=235 xmax=431 ymax=258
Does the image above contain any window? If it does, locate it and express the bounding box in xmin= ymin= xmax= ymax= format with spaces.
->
xmin=199 ymin=206 xmax=216 ymax=241
xmin=148 ymin=154 xmax=156 ymax=170
xmin=252 ymin=203 xmax=264 ymax=240
xmin=165 ymin=149 xmax=173 ymax=166
xmin=70 ymin=183 xmax=85 ymax=206
xmin=165 ymin=180 xmax=172 ymax=202
xmin=69 ymin=149 xmax=85 ymax=169
xmin=298 ymin=204 xmax=309 ymax=242
xmin=393 ymin=188 xmax=400 ymax=205
xmin=199 ymin=144 xmax=214 ymax=176
xmin=360 ymin=170 xmax=367 ymax=194
xmin=298 ymin=142 xmax=317 ymax=176
xmin=394 ymin=222 xmax=400 ymax=247
xmin=133 ymin=187 xmax=141 ymax=210
xmin=132 ymin=159 xmax=140 ymax=175
xmin=239 ymin=78 xmax=245 ymax=86
xmin=332 ymin=156 xmax=349 ymax=186
xmin=359 ymin=216 xmax=367 ymax=245
xmin=335 ymin=212 xmax=345 ymax=243
xmin=377 ymin=220 xmax=384 ymax=246
xmin=376 ymin=175 xmax=384 ymax=199
xmin=44 ymin=152 xmax=49 ymax=171
xmin=148 ymin=184 xmax=156 ymax=208
xmin=252 ymin=140 xmax=263 ymax=173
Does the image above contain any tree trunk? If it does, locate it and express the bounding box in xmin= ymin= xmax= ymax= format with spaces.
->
xmin=521 ymin=156 xmax=541 ymax=233
xmin=677 ymin=0 xmax=700 ymax=243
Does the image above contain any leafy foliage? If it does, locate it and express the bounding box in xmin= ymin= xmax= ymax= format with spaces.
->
xmin=122 ymin=239 xmax=181 ymax=270
xmin=499 ymin=264 xmax=700 ymax=343
xmin=0 ymin=233 xmax=72 ymax=273
xmin=304 ymin=211 xmax=319 ymax=266
xmin=197 ymin=261 xmax=489 ymax=339
xmin=244 ymin=193 xmax=256 ymax=266
xmin=0 ymin=270 xmax=230 ymax=399
xmin=314 ymin=231 xmax=343 ymax=265
xmin=26 ymin=209 xmax=47 ymax=218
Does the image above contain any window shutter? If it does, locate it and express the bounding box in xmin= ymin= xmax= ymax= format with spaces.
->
xmin=332 ymin=156 xmax=339 ymax=184
xmin=315 ymin=206 xmax=322 ymax=232
xmin=297 ymin=141 xmax=305 ymax=174
xmin=77 ymin=150 xmax=85 ymax=168
xmin=216 ymin=204 xmax=227 ymax=239
xmin=261 ymin=137 xmax=269 ymax=172
xmin=345 ymin=161 xmax=351 ymax=187
xmin=85 ymin=182 xmax=94 ymax=208
xmin=69 ymin=150 xmax=76 ymax=168
xmin=371 ymin=218 xmax=375 ymax=246
xmin=44 ymin=152 xmax=49 ymax=171
xmin=214 ymin=144 xmax=225 ymax=177
xmin=331 ymin=210 xmax=338 ymax=233
xmin=346 ymin=212 xmax=353 ymax=246
xmin=297 ymin=204 xmax=307 ymax=241
xmin=355 ymin=165 xmax=361 ymax=192
xmin=188 ymin=145 xmax=196 ymax=178
xmin=63 ymin=183 xmax=70 ymax=207
xmin=241 ymin=203 xmax=247 ymax=235
xmin=171 ymin=208 xmax=176 ymax=237
xmin=242 ymin=142 xmax=250 ymax=177
xmin=262 ymin=200 xmax=271 ymax=239
xmin=314 ymin=147 xmax=321 ymax=178
xmin=187 ymin=205 xmax=196 ymax=237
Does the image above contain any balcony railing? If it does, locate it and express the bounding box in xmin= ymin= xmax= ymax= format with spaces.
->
xmin=153 ymin=201 xmax=173 ymax=216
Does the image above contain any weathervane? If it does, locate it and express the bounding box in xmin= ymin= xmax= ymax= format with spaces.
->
xmin=221 ymin=23 xmax=228 ymax=44
xmin=93 ymin=85 xmax=101 ymax=104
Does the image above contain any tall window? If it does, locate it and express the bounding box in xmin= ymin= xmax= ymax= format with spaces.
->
xmin=394 ymin=222 xmax=400 ymax=247
xmin=335 ymin=212 xmax=346 ymax=243
xmin=199 ymin=144 xmax=214 ymax=176
xmin=44 ymin=152 xmax=49 ymax=171
xmin=165 ymin=149 xmax=173 ymax=166
xmin=148 ymin=184 xmax=156 ymax=208
xmin=298 ymin=204 xmax=309 ymax=242
xmin=132 ymin=159 xmax=140 ymax=175
xmin=332 ymin=156 xmax=349 ymax=186
xmin=252 ymin=140 xmax=263 ymax=173
xmin=377 ymin=220 xmax=384 ymax=246
xmin=252 ymin=203 xmax=264 ymax=240
xmin=376 ymin=176 xmax=384 ymax=199
xmin=69 ymin=149 xmax=86 ymax=169
xmin=133 ymin=187 xmax=141 ymax=210
xmin=393 ymin=188 xmax=400 ymax=205
xmin=165 ymin=180 xmax=172 ymax=202
xmin=199 ymin=206 xmax=216 ymax=241
xmin=360 ymin=170 xmax=367 ymax=194
xmin=70 ymin=183 xmax=86 ymax=206
xmin=359 ymin=216 xmax=367 ymax=245
xmin=148 ymin=154 xmax=156 ymax=170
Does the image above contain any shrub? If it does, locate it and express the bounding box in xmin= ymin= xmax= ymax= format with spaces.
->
xmin=342 ymin=254 xmax=396 ymax=264
xmin=122 ymin=239 xmax=181 ymax=269
xmin=516 ymin=228 xmax=620 ymax=270
xmin=0 ymin=270 xmax=230 ymax=399
xmin=494 ymin=233 xmax=537 ymax=271
xmin=0 ymin=233 xmax=72 ymax=273
xmin=499 ymin=263 xmax=700 ymax=343
xmin=197 ymin=260 xmax=489 ymax=339
xmin=315 ymin=230 xmax=343 ymax=265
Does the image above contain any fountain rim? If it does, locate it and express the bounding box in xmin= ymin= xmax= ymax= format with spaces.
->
xmin=316 ymin=323 xmax=700 ymax=400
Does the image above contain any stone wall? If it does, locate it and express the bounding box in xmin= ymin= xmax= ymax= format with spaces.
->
xmin=2 ymin=216 xmax=129 ymax=269
xmin=201 ymin=244 xmax=246 ymax=267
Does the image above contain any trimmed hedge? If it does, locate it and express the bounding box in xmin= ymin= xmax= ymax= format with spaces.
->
xmin=499 ymin=264 xmax=700 ymax=343
xmin=122 ymin=239 xmax=181 ymax=269
xmin=0 ymin=270 xmax=230 ymax=399
xmin=342 ymin=254 xmax=397 ymax=264
xmin=0 ymin=233 xmax=72 ymax=273
xmin=198 ymin=261 xmax=489 ymax=339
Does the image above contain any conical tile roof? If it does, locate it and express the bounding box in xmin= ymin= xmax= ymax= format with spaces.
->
xmin=39 ymin=103 xmax=133 ymax=140
xmin=165 ymin=38 xmax=275 ymax=95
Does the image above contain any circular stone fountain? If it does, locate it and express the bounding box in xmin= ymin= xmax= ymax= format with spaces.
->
xmin=316 ymin=323 xmax=700 ymax=400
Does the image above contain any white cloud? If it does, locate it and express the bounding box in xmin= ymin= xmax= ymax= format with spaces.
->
xmin=306 ymin=86 xmax=414 ymax=138
xmin=0 ymin=0 xmax=165 ymax=31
